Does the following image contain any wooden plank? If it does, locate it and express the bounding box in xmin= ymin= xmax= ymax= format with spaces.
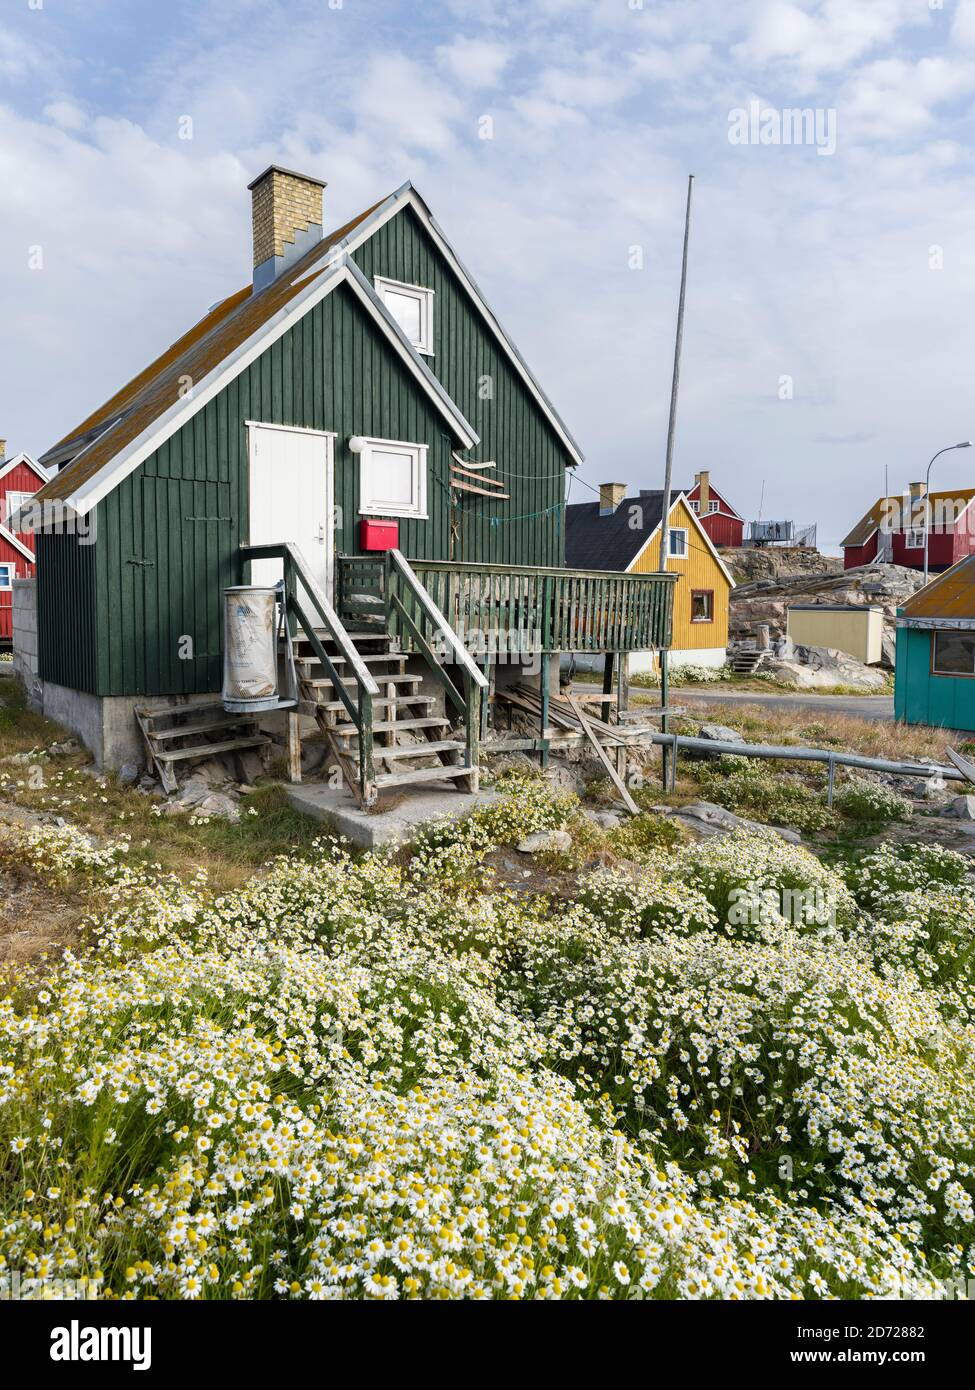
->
xmin=154 ymin=735 xmax=271 ymax=765
xmin=286 ymin=712 xmax=302 ymax=784
xmin=450 ymin=478 xmax=511 ymax=499
xmin=450 ymin=462 xmax=506 ymax=486
xmin=946 ymin=747 xmax=975 ymax=785
xmin=566 ymin=694 xmax=639 ymax=814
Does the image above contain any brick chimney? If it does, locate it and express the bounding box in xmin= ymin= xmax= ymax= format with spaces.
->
xmin=247 ymin=166 xmax=326 ymax=292
xmin=695 ymin=470 xmax=710 ymax=509
xmin=909 ymin=481 xmax=927 ymax=499
xmin=0 ymin=439 xmax=6 ymax=462
xmin=599 ymin=483 xmax=627 ymax=516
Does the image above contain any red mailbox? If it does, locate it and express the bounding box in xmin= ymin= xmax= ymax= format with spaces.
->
xmin=359 ymin=518 xmax=399 ymax=552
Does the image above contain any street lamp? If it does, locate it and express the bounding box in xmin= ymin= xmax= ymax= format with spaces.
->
xmin=923 ymin=442 xmax=973 ymax=583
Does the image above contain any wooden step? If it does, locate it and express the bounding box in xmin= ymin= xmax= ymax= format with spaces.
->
xmin=374 ymin=763 xmax=474 ymax=790
xmin=150 ymin=716 xmax=258 ymax=742
xmin=153 ymin=735 xmax=271 ymax=765
xmin=295 ymin=654 xmax=407 ymax=672
xmin=333 ymin=716 xmax=449 ymax=738
xmin=374 ymin=740 xmax=464 ymax=762
xmin=314 ymin=694 xmax=436 ymax=715
xmin=304 ymin=672 xmax=422 ymax=690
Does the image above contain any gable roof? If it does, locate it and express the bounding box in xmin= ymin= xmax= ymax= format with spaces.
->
xmin=565 ymin=489 xmax=736 ymax=585
xmin=33 ymin=178 xmax=583 ymax=520
xmin=338 ymin=183 xmax=584 ymax=466
xmin=842 ymin=489 xmax=975 ymax=548
xmin=900 ymin=554 xmax=975 ymax=623
xmin=686 ymin=480 xmax=743 ymax=521
xmin=32 ymin=248 xmax=478 ymax=518
xmin=0 ymin=452 xmax=48 ymax=488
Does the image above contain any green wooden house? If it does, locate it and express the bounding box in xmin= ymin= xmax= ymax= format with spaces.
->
xmin=896 ymin=555 xmax=975 ymax=733
xmin=20 ymin=166 xmax=675 ymax=800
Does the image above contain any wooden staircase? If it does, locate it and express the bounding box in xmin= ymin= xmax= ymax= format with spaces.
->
xmin=136 ymin=702 xmax=271 ymax=794
xmin=291 ymin=627 xmax=477 ymax=802
xmin=729 ymin=646 xmax=770 ymax=675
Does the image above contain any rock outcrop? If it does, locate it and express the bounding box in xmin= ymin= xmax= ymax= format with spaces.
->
xmin=728 ymin=563 xmax=926 ymax=665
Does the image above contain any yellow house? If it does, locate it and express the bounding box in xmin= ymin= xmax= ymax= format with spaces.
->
xmin=565 ymin=484 xmax=734 ymax=670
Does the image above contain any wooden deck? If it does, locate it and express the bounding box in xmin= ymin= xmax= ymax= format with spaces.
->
xmin=336 ymin=555 xmax=676 ymax=655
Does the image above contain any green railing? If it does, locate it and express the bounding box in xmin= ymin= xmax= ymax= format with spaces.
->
xmin=384 ymin=550 xmax=488 ymax=791
xmin=241 ymin=543 xmax=380 ymax=803
xmin=337 ymin=556 xmax=676 ymax=655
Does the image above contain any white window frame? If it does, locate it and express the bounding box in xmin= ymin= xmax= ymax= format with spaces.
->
xmin=357 ymin=436 xmax=428 ymax=520
xmin=667 ymin=527 xmax=688 ymax=559
xmin=374 ymin=275 xmax=435 ymax=356
xmin=4 ymin=491 xmax=34 ymax=525
xmin=904 ymin=528 xmax=925 ymax=549
xmin=689 ymin=499 xmax=700 ymax=513
xmin=707 ymin=499 xmax=719 ymax=514
xmin=0 ymin=563 xmax=14 ymax=589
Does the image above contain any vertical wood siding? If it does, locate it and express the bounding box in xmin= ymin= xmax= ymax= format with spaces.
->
xmin=40 ymin=206 xmax=577 ymax=697
xmin=629 ymin=498 xmax=731 ymax=653
xmin=353 ymin=207 xmax=572 ymax=568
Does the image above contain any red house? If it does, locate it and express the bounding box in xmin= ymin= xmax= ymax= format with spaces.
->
xmin=684 ymin=471 xmax=744 ymax=548
xmin=0 ymin=445 xmax=46 ymax=643
xmin=841 ymin=484 xmax=975 ymax=573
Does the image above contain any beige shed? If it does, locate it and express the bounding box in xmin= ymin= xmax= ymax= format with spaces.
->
xmin=786 ymin=604 xmax=884 ymax=666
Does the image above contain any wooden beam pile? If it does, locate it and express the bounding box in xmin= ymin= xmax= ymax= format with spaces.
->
xmin=449 ymin=453 xmax=510 ymax=500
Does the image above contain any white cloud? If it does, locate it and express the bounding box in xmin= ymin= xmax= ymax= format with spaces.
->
xmin=436 ymin=36 xmax=511 ymax=89
xmin=42 ymin=100 xmax=88 ymax=132
xmin=840 ymin=56 xmax=975 ymax=140
xmin=0 ymin=22 xmax=45 ymax=81
xmin=952 ymin=0 xmax=975 ymax=49
xmin=734 ymin=0 xmax=929 ymax=83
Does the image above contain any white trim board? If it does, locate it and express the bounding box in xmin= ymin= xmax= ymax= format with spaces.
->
xmin=625 ymin=494 xmax=737 ymax=587
xmin=322 ymin=182 xmax=585 ymax=466
xmin=35 ymin=258 xmax=478 ymax=520
xmin=0 ymin=522 xmax=35 ymax=564
xmin=0 ymin=453 xmax=48 ymax=487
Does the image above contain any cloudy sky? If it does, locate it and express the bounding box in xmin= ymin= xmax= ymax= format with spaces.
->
xmin=2 ymin=0 xmax=975 ymax=549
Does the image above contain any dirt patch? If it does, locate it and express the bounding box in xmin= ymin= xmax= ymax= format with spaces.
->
xmin=0 ymin=865 xmax=86 ymax=970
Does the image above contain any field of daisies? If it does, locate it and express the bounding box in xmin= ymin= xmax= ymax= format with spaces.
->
xmin=1 ymin=771 xmax=975 ymax=1300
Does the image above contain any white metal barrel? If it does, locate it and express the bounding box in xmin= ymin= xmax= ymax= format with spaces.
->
xmin=222 ymin=586 xmax=280 ymax=712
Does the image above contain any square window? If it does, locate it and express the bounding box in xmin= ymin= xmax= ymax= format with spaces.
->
xmin=933 ymin=631 xmax=975 ymax=676
xmin=357 ymin=437 xmax=428 ymax=519
xmin=4 ymin=491 xmax=34 ymax=526
xmin=691 ymin=589 xmax=714 ymax=622
xmin=904 ymin=529 xmax=925 ymax=548
xmin=668 ymin=527 xmax=688 ymax=558
xmin=0 ymin=564 xmax=13 ymax=589
xmin=374 ymin=276 xmax=434 ymax=355
xmin=707 ymin=499 xmax=719 ymax=513
xmin=690 ymin=499 xmax=700 ymax=512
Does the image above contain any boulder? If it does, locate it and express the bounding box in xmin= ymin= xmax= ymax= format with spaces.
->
xmin=116 ymin=761 xmax=141 ymax=788
xmin=517 ymin=829 xmax=573 ymax=854
xmin=588 ymin=809 xmax=624 ymax=830
xmin=944 ymin=794 xmax=975 ymax=821
xmin=687 ymin=723 xmax=746 ymax=758
xmin=677 ymin=801 xmax=802 ymax=843
xmin=764 ymin=645 xmax=889 ymax=691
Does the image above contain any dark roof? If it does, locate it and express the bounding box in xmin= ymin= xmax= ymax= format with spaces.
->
xmin=565 ymin=490 xmax=690 ymax=571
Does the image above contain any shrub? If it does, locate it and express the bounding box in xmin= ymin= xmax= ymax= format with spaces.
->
xmin=693 ymin=757 xmax=838 ymax=835
xmin=830 ymin=776 xmax=914 ymax=824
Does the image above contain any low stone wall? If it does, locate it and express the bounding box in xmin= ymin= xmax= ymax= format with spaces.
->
xmin=11 ymin=579 xmax=42 ymax=709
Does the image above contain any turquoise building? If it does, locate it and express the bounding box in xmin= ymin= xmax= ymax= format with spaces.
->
xmin=895 ymin=555 xmax=975 ymax=733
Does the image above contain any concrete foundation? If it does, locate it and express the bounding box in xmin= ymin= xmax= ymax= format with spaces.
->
xmin=37 ymin=681 xmax=224 ymax=769
xmin=11 ymin=579 xmax=41 ymax=708
xmin=285 ymin=782 xmax=500 ymax=849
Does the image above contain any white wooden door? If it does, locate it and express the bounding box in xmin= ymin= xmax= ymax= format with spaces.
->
xmin=247 ymin=423 xmax=334 ymax=607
